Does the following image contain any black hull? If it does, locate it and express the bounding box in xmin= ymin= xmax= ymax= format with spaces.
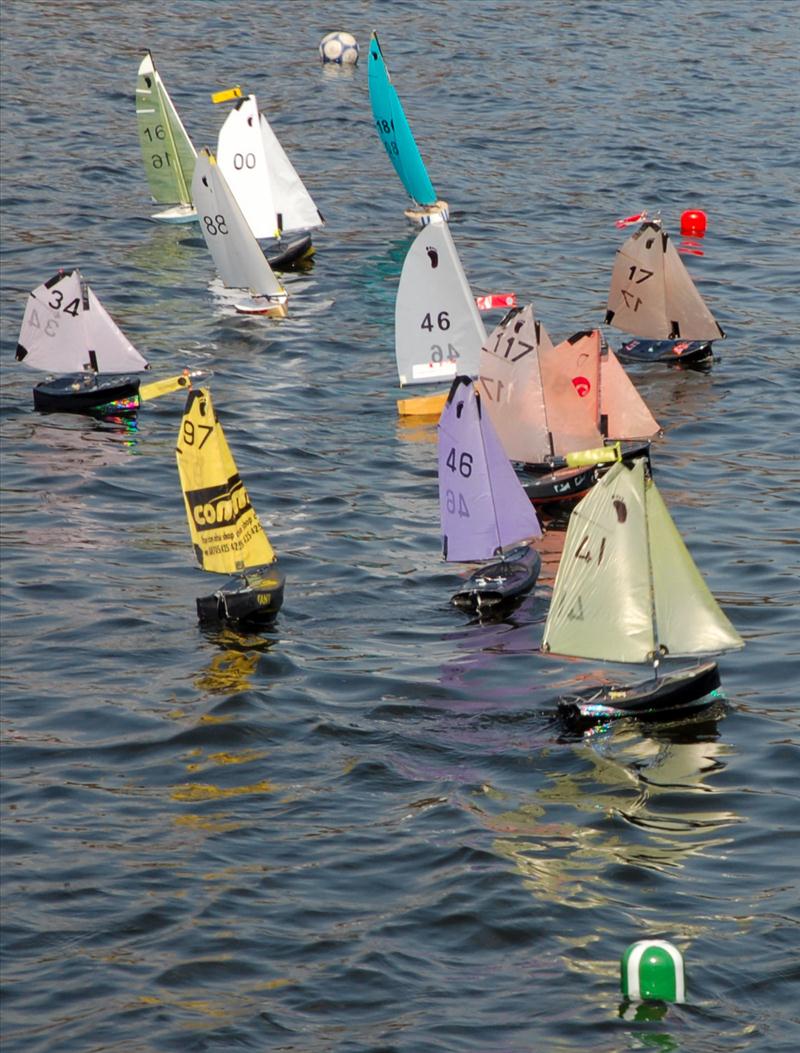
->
xmin=266 ymin=234 xmax=314 ymax=271
xmin=451 ymin=545 xmax=541 ymax=611
xmin=180 ymin=233 xmax=314 ymax=270
xmin=32 ymin=374 xmax=141 ymax=415
xmin=557 ymin=661 xmax=722 ymax=731
xmin=521 ymin=441 xmax=651 ymax=506
xmin=617 ymin=338 xmax=714 ymax=367
xmin=196 ymin=565 xmax=286 ymax=626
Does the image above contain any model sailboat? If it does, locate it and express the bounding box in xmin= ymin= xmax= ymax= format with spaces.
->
xmin=478 ymin=304 xmax=659 ymax=504
xmin=542 ymin=458 xmax=743 ymax=728
xmin=368 ymin=32 xmax=449 ymax=226
xmin=438 ymin=376 xmax=542 ymax=610
xmin=136 ymin=52 xmax=197 ymax=223
xmin=176 ymin=387 xmax=285 ymax=624
xmin=395 ymin=222 xmax=486 ymax=416
xmin=216 ymin=92 xmax=321 ymax=265
xmin=605 ymin=218 xmax=725 ymax=365
xmin=191 ymin=148 xmax=289 ymax=316
xmin=14 ymin=268 xmax=201 ymax=414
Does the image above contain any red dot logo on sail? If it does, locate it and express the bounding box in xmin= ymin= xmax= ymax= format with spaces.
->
xmin=572 ymin=376 xmax=591 ymax=397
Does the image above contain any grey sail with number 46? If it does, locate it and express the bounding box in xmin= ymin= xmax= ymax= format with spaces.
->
xmin=395 ymin=223 xmax=486 ymax=387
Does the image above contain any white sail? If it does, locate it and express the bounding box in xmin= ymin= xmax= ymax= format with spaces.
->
xmin=395 ymin=223 xmax=486 ymax=386
xmin=605 ymin=221 xmax=724 ymax=341
xmin=136 ymin=52 xmax=196 ymax=207
xmin=217 ymin=95 xmax=323 ymax=240
xmin=478 ymin=305 xmax=553 ymax=463
xmin=258 ymin=112 xmax=323 ymax=236
xmin=217 ymin=95 xmax=279 ymax=240
xmin=543 ymin=459 xmax=743 ymax=662
xmin=191 ymin=149 xmax=284 ymax=298
xmin=15 ymin=269 xmax=148 ymax=374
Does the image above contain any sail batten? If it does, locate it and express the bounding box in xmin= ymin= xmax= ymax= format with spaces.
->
xmin=368 ymin=33 xmax=437 ymax=207
xmin=438 ymin=377 xmax=541 ymax=563
xmin=191 ymin=149 xmax=284 ymax=298
xmin=606 ymin=220 xmax=724 ymax=341
xmin=395 ymin=224 xmax=486 ymax=387
xmin=176 ymin=388 xmax=276 ymax=576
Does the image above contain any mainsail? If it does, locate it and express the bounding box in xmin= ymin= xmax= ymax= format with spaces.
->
xmin=367 ymin=32 xmax=437 ymax=207
xmin=438 ymin=376 xmax=541 ymax=562
xmin=176 ymin=387 xmax=276 ymax=575
xmin=478 ymin=305 xmax=554 ymax=462
xmin=395 ymin=223 xmax=486 ymax=386
xmin=479 ymin=307 xmax=659 ymax=464
xmin=136 ymin=52 xmax=196 ymax=208
xmin=15 ymin=269 xmax=149 ymax=374
xmin=217 ymin=95 xmax=323 ymax=240
xmin=605 ymin=220 xmax=725 ymax=340
xmin=542 ymin=459 xmax=743 ymax=662
xmin=191 ymin=148 xmax=285 ymax=298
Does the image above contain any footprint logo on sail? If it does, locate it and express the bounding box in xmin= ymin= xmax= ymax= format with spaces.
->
xmin=426 ymin=246 xmax=439 ymax=269
xmin=572 ymin=375 xmax=591 ymax=397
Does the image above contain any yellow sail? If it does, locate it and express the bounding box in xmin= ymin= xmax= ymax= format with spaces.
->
xmin=176 ymin=388 xmax=275 ymax=575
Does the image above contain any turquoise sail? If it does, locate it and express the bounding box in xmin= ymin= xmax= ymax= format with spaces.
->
xmin=368 ymin=33 xmax=437 ymax=207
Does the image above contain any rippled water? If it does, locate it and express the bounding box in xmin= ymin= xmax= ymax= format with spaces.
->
xmin=2 ymin=2 xmax=799 ymax=1050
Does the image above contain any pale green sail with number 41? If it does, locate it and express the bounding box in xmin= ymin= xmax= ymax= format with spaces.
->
xmin=136 ymin=51 xmax=197 ymax=223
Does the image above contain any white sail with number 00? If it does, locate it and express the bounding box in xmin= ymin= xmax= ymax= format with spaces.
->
xmin=395 ymin=223 xmax=486 ymax=387
xmin=217 ymin=94 xmax=323 ymax=240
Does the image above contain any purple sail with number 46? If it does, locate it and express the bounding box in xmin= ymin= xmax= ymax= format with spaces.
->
xmin=438 ymin=376 xmax=542 ymax=562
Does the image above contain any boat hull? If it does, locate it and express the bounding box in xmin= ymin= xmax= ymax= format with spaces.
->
xmin=618 ymin=338 xmax=714 ymax=366
xmin=451 ymin=545 xmax=541 ymax=612
xmin=196 ymin=564 xmax=286 ymax=626
xmin=266 ymin=233 xmax=315 ymax=271
xmin=557 ymin=661 xmax=723 ymax=731
xmin=152 ymin=204 xmax=198 ymax=224
xmin=32 ymin=374 xmax=141 ymax=415
xmin=521 ymin=441 xmax=651 ymax=506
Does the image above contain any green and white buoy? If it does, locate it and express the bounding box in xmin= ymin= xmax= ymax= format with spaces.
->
xmin=621 ymin=940 xmax=686 ymax=1003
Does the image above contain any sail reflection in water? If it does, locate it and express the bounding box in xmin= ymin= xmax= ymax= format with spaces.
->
xmin=479 ymin=718 xmax=739 ymax=913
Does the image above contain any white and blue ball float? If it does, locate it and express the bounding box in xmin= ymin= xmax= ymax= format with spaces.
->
xmin=319 ymin=32 xmax=359 ymax=65
xmin=621 ymin=939 xmax=686 ymax=1003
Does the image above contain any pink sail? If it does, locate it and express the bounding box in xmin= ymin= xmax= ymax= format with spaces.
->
xmin=538 ymin=330 xmax=604 ymax=453
xmin=438 ymin=376 xmax=541 ymax=563
xmin=600 ymin=344 xmax=660 ymax=438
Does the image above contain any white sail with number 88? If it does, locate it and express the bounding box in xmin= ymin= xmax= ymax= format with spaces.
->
xmin=191 ymin=148 xmax=284 ymax=300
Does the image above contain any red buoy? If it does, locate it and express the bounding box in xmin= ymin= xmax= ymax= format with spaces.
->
xmin=680 ymin=208 xmax=707 ymax=237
